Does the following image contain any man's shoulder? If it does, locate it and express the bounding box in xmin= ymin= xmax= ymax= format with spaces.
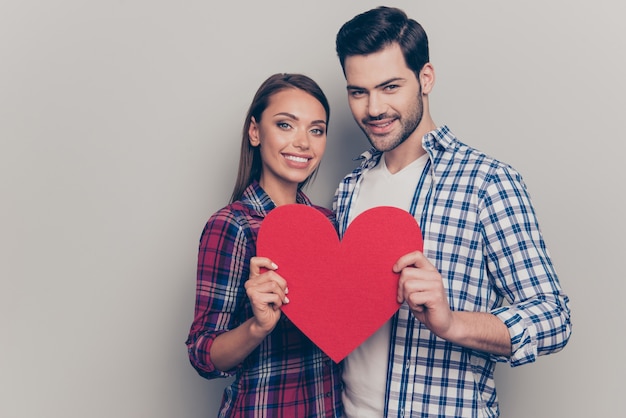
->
xmin=433 ymin=129 xmax=520 ymax=177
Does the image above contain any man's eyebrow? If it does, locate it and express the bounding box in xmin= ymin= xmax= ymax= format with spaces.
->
xmin=346 ymin=77 xmax=405 ymax=91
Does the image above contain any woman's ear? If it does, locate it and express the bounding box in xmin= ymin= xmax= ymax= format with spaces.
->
xmin=248 ymin=117 xmax=260 ymax=147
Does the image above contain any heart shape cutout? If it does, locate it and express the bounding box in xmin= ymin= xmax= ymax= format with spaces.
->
xmin=256 ymin=205 xmax=422 ymax=362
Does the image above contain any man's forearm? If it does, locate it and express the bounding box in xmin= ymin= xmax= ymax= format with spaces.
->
xmin=444 ymin=311 xmax=511 ymax=356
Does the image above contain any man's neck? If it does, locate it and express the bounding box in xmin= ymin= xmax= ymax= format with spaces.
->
xmin=384 ymin=120 xmax=435 ymax=174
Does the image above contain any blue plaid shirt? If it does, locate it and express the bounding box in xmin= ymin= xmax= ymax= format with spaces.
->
xmin=333 ymin=126 xmax=571 ymax=417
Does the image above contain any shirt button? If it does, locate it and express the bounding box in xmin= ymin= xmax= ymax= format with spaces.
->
xmin=405 ymin=360 xmax=410 ymax=370
xmin=325 ymin=392 xmax=332 ymax=398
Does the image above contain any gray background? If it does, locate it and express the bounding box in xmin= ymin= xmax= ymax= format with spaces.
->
xmin=1 ymin=0 xmax=624 ymax=417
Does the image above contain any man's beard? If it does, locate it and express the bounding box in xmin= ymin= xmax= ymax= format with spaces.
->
xmin=361 ymin=91 xmax=423 ymax=153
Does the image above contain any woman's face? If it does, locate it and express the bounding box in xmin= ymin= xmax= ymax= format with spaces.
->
xmin=249 ymin=88 xmax=327 ymax=201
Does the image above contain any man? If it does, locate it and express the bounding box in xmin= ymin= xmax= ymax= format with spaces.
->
xmin=333 ymin=6 xmax=571 ymax=417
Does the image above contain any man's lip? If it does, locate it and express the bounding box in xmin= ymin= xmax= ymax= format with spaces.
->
xmin=366 ymin=118 xmax=396 ymax=133
xmin=367 ymin=120 xmax=393 ymax=127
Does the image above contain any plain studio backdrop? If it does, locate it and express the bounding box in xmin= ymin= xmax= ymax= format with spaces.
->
xmin=1 ymin=1 xmax=624 ymax=417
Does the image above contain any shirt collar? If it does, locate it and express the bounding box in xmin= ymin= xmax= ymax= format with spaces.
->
xmin=354 ymin=125 xmax=455 ymax=166
xmin=422 ymin=124 xmax=457 ymax=153
xmin=240 ymin=180 xmax=312 ymax=217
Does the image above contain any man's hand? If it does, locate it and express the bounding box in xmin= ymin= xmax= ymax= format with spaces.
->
xmin=393 ymin=250 xmax=511 ymax=355
xmin=394 ymin=250 xmax=454 ymax=340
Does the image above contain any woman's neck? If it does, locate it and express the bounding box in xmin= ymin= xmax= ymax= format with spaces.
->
xmin=259 ymin=179 xmax=298 ymax=206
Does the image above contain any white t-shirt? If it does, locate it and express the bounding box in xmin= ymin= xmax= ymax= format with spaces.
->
xmin=342 ymin=153 xmax=428 ymax=418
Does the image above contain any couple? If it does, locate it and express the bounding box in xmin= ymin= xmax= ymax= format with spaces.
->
xmin=186 ymin=6 xmax=571 ymax=418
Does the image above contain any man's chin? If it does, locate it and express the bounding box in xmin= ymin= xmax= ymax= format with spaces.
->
xmin=368 ymin=138 xmax=403 ymax=153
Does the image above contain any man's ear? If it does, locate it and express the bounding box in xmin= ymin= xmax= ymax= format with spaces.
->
xmin=248 ymin=117 xmax=260 ymax=147
xmin=419 ymin=63 xmax=436 ymax=95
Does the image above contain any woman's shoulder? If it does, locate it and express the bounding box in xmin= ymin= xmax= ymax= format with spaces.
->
xmin=309 ymin=204 xmax=336 ymax=228
xmin=203 ymin=201 xmax=257 ymax=231
xmin=310 ymin=204 xmax=333 ymax=217
xmin=297 ymin=190 xmax=335 ymax=220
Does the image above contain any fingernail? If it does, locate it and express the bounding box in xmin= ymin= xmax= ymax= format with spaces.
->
xmin=271 ymin=262 xmax=278 ymax=269
xmin=284 ymin=296 xmax=290 ymax=304
xmin=285 ymin=287 xmax=289 ymax=294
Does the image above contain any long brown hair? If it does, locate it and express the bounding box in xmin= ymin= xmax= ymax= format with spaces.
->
xmin=230 ymin=73 xmax=330 ymax=203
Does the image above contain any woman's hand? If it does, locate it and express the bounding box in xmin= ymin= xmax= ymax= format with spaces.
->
xmin=209 ymin=257 xmax=289 ymax=371
xmin=245 ymin=256 xmax=289 ymax=337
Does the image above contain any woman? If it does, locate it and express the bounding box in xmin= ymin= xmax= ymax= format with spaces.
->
xmin=186 ymin=73 xmax=343 ymax=417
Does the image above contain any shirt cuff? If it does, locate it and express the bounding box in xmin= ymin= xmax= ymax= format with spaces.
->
xmin=492 ymin=306 xmax=538 ymax=367
xmin=190 ymin=330 xmax=237 ymax=378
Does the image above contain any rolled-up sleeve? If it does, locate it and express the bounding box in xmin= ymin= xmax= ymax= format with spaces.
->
xmin=482 ymin=166 xmax=572 ymax=366
xmin=186 ymin=209 xmax=250 ymax=378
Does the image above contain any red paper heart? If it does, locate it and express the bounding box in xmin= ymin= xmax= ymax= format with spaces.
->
xmin=256 ymin=205 xmax=423 ymax=362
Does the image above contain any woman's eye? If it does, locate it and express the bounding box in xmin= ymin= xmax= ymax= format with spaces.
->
xmin=277 ymin=122 xmax=292 ymax=129
xmin=311 ymin=128 xmax=325 ymax=136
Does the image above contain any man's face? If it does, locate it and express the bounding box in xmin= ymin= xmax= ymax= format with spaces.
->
xmin=344 ymin=43 xmax=423 ymax=153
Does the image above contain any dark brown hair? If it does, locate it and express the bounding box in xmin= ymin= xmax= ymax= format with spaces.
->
xmin=336 ymin=6 xmax=430 ymax=80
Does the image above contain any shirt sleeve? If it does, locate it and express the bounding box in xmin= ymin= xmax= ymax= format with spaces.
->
xmin=185 ymin=208 xmax=251 ymax=379
xmin=480 ymin=166 xmax=572 ymax=366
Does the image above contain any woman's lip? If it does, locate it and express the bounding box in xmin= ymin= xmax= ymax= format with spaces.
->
xmin=283 ymin=154 xmax=311 ymax=164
